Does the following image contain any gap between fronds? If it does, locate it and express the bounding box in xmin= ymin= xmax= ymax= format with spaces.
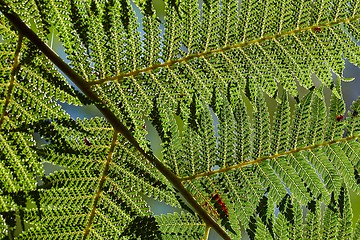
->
xmin=0 ymin=1 xmax=230 ymax=239
xmin=88 ymin=14 xmax=360 ymax=86
xmin=181 ymin=134 xmax=360 ymax=181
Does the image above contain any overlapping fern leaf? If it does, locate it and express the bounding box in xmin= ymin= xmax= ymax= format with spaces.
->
xmin=16 ymin=117 xmax=180 ymax=239
xmin=0 ymin=0 xmax=360 ymax=239
xmin=170 ymin=81 xmax=360 ymax=238
xmin=0 ymin=7 xmax=84 ymax=237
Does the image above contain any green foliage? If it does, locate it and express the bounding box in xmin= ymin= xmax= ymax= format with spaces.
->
xmin=0 ymin=0 xmax=360 ymax=239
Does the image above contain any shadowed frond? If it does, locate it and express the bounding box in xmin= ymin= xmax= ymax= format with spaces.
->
xmin=0 ymin=20 xmax=79 ymax=194
xmin=18 ymin=117 xmax=180 ymax=239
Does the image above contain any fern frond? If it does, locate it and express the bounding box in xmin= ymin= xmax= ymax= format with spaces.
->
xmin=1 ymin=0 xmax=360 ymax=238
xmin=321 ymin=193 xmax=340 ymax=239
xmin=22 ymin=118 xmax=182 ymax=238
xmin=273 ymin=213 xmax=289 ymax=240
xmin=0 ymin=33 xmax=73 ymax=192
xmin=42 ymin=118 xmax=179 ymax=206
xmin=17 ymin=225 xmax=85 ymax=239
xmin=271 ymin=92 xmax=290 ymax=154
xmin=218 ymin=96 xmax=237 ymax=167
xmin=219 ymin=168 xmax=264 ymax=230
xmin=290 ymin=91 xmax=313 ymax=149
xmin=303 ymin=201 xmax=322 ymax=239
xmin=252 ymin=83 xmax=271 ymax=158
xmin=87 ymin=8 xmax=110 ymax=78
xmin=337 ymin=186 xmax=353 ymax=239
xmin=0 ymin=215 xmax=7 ymax=238
xmin=155 ymin=212 xmax=205 ymax=240
xmin=8 ymin=0 xmax=50 ymax=40
xmin=180 ymin=86 xmax=360 ymax=232
xmin=253 ymin=216 xmax=273 ymax=240
xmin=0 ymin=193 xmax=16 ymax=213
xmin=143 ymin=9 xmax=161 ymax=67
xmin=354 ymin=218 xmax=360 ymax=240
xmin=279 ymin=195 xmax=303 ymax=239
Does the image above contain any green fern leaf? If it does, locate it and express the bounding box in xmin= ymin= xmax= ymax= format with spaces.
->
xmin=274 ymin=213 xmax=289 ymax=240
xmin=253 ymin=216 xmax=273 ymax=240
xmin=321 ymin=193 xmax=340 ymax=239
xmin=233 ymin=92 xmax=252 ymax=162
xmin=155 ymin=212 xmax=205 ymax=239
xmin=354 ymin=218 xmax=360 ymax=240
xmin=337 ymin=186 xmax=353 ymax=239
xmin=303 ymin=201 xmax=321 ymax=240
xmin=1 ymin=0 xmax=360 ymax=239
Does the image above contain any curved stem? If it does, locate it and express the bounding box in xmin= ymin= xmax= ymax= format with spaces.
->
xmin=0 ymin=1 xmax=230 ymax=239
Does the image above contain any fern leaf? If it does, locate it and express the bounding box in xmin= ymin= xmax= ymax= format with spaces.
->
xmin=253 ymin=216 xmax=273 ymax=240
xmin=271 ymin=92 xmax=290 ymax=154
xmin=0 ymin=215 xmax=7 ymax=239
xmin=2 ymin=0 xmax=360 ymax=239
xmin=17 ymin=226 xmax=85 ymax=239
xmin=341 ymin=140 xmax=360 ymax=179
xmin=308 ymin=148 xmax=342 ymax=197
xmin=218 ymin=168 xmax=264 ymax=230
xmin=308 ymin=88 xmax=327 ymax=145
xmin=252 ymin=83 xmax=270 ymax=158
xmin=46 ymin=0 xmax=92 ymax=80
xmin=348 ymin=96 xmax=360 ymax=136
xmin=303 ymin=201 xmax=321 ymax=240
xmin=143 ymin=7 xmax=161 ymax=66
xmin=271 ymin=155 xmax=311 ymax=204
xmin=354 ymin=218 xmax=360 ymax=240
xmin=197 ymin=101 xmax=217 ymax=172
xmin=107 ymin=1 xmax=127 ymax=75
xmin=0 ymin=132 xmax=42 ymax=192
xmin=325 ymin=144 xmax=360 ymax=195
xmin=325 ymin=80 xmax=345 ymax=141
xmin=218 ymin=96 xmax=237 ymax=167
xmin=155 ymin=212 xmax=205 ymax=239
xmin=201 ymin=0 xmax=221 ymax=51
xmin=8 ymin=0 xmax=50 ymax=40
xmin=87 ymin=8 xmax=110 ymax=78
xmin=0 ymin=191 xmax=17 ymax=238
xmin=219 ymin=0 xmax=239 ymax=46
xmin=22 ymin=121 xmax=181 ymax=238
xmin=274 ymin=213 xmax=289 ymax=240
xmin=162 ymin=4 xmax=182 ymax=62
xmin=290 ymin=91 xmax=313 ymax=149
xmin=289 ymin=152 xmax=329 ymax=202
xmin=230 ymin=92 xmax=252 ymax=162
xmin=179 ymin=0 xmax=201 ymax=55
xmin=255 ymin=162 xmax=287 ymax=215
xmin=321 ymin=193 xmax=340 ymax=239
xmin=279 ymin=195 xmax=303 ymax=239
xmin=0 ymin=32 xmax=74 ymax=193
xmin=177 ymin=125 xmax=202 ymax=176
xmin=337 ymin=186 xmax=353 ymax=239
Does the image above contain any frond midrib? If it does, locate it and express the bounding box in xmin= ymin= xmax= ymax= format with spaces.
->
xmin=181 ymin=133 xmax=360 ymax=181
xmin=89 ymin=14 xmax=360 ymax=86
